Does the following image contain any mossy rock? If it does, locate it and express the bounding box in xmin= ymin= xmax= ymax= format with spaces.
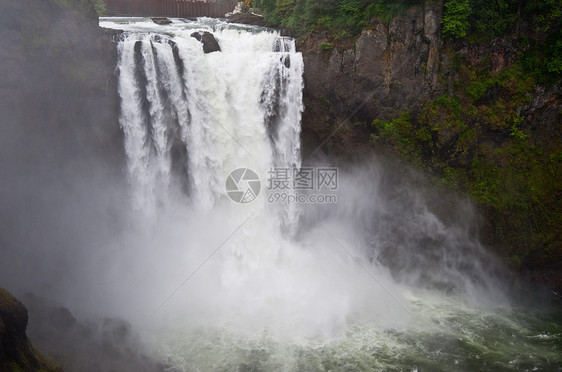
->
xmin=0 ymin=288 xmax=62 ymax=372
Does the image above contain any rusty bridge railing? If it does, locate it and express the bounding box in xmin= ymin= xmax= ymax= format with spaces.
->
xmin=104 ymin=0 xmax=238 ymax=18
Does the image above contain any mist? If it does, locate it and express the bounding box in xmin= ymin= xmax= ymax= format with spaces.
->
xmin=0 ymin=1 xmax=143 ymax=368
xmin=0 ymin=9 xmax=557 ymax=372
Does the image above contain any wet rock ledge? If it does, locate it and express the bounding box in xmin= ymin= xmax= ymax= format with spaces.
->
xmin=0 ymin=288 xmax=62 ymax=371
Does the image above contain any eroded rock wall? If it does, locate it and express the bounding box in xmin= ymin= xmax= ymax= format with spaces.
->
xmin=299 ymin=2 xmax=443 ymax=156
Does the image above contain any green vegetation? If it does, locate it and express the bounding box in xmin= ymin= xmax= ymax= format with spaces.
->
xmin=250 ymin=0 xmax=561 ymax=83
xmin=251 ymin=0 xmax=422 ymax=36
xmin=371 ymin=112 xmax=432 ymax=165
xmin=364 ymin=0 xmax=561 ymax=271
xmin=92 ymin=0 xmax=106 ymax=16
xmin=0 ymin=288 xmax=62 ymax=372
xmin=370 ymin=57 xmax=561 ymax=269
xmin=521 ymin=29 xmax=562 ymax=84
xmin=442 ymin=0 xmax=562 ymax=85
xmin=441 ymin=0 xmax=471 ymax=38
xmin=440 ymin=0 xmax=562 ymax=39
xmin=251 ymin=0 xmax=561 ymax=274
xmin=469 ymin=0 xmax=518 ymax=37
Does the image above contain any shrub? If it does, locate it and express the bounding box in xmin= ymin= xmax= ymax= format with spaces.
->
xmin=442 ymin=0 xmax=472 ymax=39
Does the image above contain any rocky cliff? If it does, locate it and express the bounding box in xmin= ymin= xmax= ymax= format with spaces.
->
xmin=0 ymin=288 xmax=61 ymax=371
xmin=297 ymin=2 xmax=561 ymax=290
xmin=299 ymin=2 xmax=443 ymax=156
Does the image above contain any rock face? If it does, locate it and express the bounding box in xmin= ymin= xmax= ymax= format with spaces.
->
xmin=22 ymin=294 xmax=165 ymax=372
xmin=297 ymin=2 xmax=561 ymax=286
xmin=227 ymin=12 xmax=268 ymax=27
xmin=151 ymin=17 xmax=172 ymax=25
xmin=299 ymin=2 xmax=443 ymax=157
xmin=0 ymin=288 xmax=61 ymax=371
xmin=191 ymin=31 xmax=221 ymax=53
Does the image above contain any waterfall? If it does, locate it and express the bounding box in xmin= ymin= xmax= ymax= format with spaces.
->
xmin=115 ymin=21 xmax=303 ymax=227
xmin=97 ymin=17 xmax=543 ymax=372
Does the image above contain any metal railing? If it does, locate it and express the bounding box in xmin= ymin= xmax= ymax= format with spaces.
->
xmin=104 ymin=0 xmax=238 ymax=18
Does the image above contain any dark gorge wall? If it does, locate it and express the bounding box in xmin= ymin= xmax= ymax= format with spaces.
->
xmin=299 ymin=2 xmax=443 ymax=156
xmin=0 ymin=0 xmax=121 ymax=163
xmin=298 ymin=2 xmax=561 ymax=291
xmin=0 ymin=0 xmax=127 ymax=367
xmin=0 ymin=0 xmax=124 ymax=286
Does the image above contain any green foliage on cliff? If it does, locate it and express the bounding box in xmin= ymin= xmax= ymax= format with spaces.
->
xmin=253 ymin=0 xmax=561 ymax=46
xmin=371 ymin=112 xmax=434 ymax=165
xmin=441 ymin=0 xmax=562 ymax=38
xmin=251 ymin=0 xmax=422 ymax=35
xmin=520 ymin=29 xmax=562 ymax=84
xmin=370 ymin=56 xmax=561 ymax=270
xmin=254 ymin=0 xmax=561 ymax=87
xmin=253 ymin=0 xmax=560 ymax=42
xmin=0 ymin=288 xmax=62 ymax=372
xmin=92 ymin=0 xmax=106 ymax=16
xmin=259 ymin=0 xmax=560 ymax=276
xmin=441 ymin=0 xmax=471 ymax=38
xmin=368 ymin=1 xmax=560 ymax=272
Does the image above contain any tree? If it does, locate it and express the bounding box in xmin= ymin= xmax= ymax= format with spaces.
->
xmin=442 ymin=0 xmax=472 ymax=38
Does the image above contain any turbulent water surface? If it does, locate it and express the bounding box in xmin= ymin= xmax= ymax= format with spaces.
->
xmin=100 ymin=17 xmax=562 ymax=371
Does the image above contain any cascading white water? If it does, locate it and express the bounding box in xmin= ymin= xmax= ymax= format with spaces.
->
xmin=96 ymin=17 xmax=562 ymax=372
xmin=109 ymin=14 xmax=406 ymax=343
xmin=115 ymin=20 xmax=302 ymax=223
